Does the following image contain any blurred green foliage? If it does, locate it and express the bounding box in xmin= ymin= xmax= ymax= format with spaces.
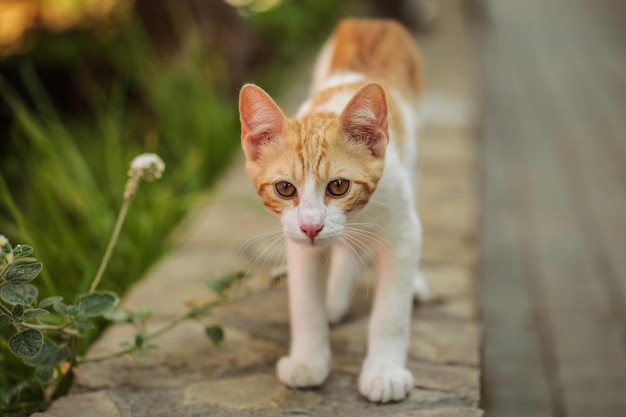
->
xmin=0 ymin=0 xmax=354 ymax=414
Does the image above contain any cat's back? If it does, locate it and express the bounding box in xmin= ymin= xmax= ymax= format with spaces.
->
xmin=313 ymin=19 xmax=422 ymax=98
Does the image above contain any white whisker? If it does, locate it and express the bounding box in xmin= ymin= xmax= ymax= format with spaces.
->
xmin=234 ymin=227 xmax=286 ymax=298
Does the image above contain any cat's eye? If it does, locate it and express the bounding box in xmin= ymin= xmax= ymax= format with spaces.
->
xmin=327 ymin=179 xmax=350 ymax=197
xmin=275 ymin=181 xmax=297 ymax=198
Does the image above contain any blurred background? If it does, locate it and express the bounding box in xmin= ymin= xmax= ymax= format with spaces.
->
xmin=479 ymin=0 xmax=626 ymax=416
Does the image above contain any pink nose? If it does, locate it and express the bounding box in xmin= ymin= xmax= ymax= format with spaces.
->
xmin=300 ymin=224 xmax=323 ymax=239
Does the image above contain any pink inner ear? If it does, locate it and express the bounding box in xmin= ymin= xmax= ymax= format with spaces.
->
xmin=339 ymin=83 xmax=389 ymax=158
xmin=239 ymin=84 xmax=287 ymax=161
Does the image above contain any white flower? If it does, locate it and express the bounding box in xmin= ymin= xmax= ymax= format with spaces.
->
xmin=0 ymin=235 xmax=8 ymax=248
xmin=128 ymin=153 xmax=165 ymax=182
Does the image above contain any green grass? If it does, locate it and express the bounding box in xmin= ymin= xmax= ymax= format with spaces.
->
xmin=0 ymin=31 xmax=239 ymax=299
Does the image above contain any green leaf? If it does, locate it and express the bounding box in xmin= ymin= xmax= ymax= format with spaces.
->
xmin=24 ymin=342 xmax=70 ymax=367
xmin=34 ymin=366 xmax=55 ymax=383
xmin=205 ymin=325 xmax=224 ymax=348
xmin=76 ymin=292 xmax=119 ymax=317
xmin=66 ymin=305 xmax=79 ymax=317
xmin=39 ymin=296 xmax=63 ymax=308
xmin=135 ymin=334 xmax=144 ymax=348
xmin=103 ymin=309 xmax=131 ymax=323
xmin=11 ymin=257 xmax=38 ymax=265
xmin=0 ymin=314 xmax=13 ymax=326
xmin=11 ymin=304 xmax=24 ymax=318
xmin=207 ymin=271 xmax=247 ymax=299
xmin=1 ymin=240 xmax=11 ymax=255
xmin=73 ymin=318 xmax=95 ymax=330
xmin=4 ymin=263 xmax=43 ymax=284
xmin=23 ymin=309 xmax=49 ymax=319
xmin=1 ymin=284 xmax=38 ymax=306
xmin=8 ymin=329 xmax=43 ymax=358
xmin=53 ymin=301 xmax=67 ymax=315
xmin=13 ymin=244 xmax=33 ymax=257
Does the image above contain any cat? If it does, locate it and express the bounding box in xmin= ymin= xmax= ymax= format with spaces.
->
xmin=238 ymin=18 xmax=428 ymax=403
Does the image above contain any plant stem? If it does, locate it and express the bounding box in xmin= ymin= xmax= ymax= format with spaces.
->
xmin=20 ymin=322 xmax=79 ymax=337
xmin=0 ymin=302 xmax=12 ymax=316
xmin=88 ymin=176 xmax=138 ymax=293
xmin=78 ymin=300 xmax=221 ymax=364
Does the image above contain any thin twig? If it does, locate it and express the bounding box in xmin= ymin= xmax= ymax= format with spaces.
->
xmin=0 ymin=302 xmax=12 ymax=316
xmin=88 ymin=177 xmax=138 ymax=293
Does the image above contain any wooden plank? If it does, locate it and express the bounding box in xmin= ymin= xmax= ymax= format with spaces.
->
xmin=480 ymin=1 xmax=626 ymax=416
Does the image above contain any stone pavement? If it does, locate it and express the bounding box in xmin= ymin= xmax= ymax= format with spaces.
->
xmin=34 ymin=1 xmax=481 ymax=416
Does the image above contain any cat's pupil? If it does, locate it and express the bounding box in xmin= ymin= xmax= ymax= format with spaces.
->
xmin=327 ymin=179 xmax=350 ymax=197
xmin=275 ymin=181 xmax=297 ymax=198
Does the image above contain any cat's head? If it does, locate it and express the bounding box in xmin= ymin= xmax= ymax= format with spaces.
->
xmin=238 ymin=83 xmax=388 ymax=246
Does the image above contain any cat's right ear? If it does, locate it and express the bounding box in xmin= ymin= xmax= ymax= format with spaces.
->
xmin=239 ymin=84 xmax=287 ymax=161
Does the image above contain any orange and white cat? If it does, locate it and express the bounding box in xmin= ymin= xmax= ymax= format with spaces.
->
xmin=238 ymin=19 xmax=428 ymax=403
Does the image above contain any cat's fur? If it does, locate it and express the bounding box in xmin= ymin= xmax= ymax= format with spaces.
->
xmin=238 ymin=18 xmax=428 ymax=403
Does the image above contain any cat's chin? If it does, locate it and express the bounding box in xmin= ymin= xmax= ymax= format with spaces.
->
xmin=288 ymin=235 xmax=334 ymax=248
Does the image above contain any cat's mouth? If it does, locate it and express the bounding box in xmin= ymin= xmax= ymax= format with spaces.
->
xmin=288 ymin=232 xmax=335 ymax=248
xmin=290 ymin=235 xmax=329 ymax=247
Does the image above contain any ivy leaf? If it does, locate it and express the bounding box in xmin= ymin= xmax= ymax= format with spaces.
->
xmin=9 ymin=329 xmax=44 ymax=358
xmin=1 ymin=284 xmax=38 ymax=306
xmin=12 ymin=245 xmax=33 ymax=258
xmin=39 ymin=296 xmax=63 ymax=308
xmin=23 ymin=309 xmax=49 ymax=319
xmin=0 ymin=314 xmax=13 ymax=326
xmin=205 ymin=325 xmax=224 ymax=348
xmin=76 ymin=292 xmax=119 ymax=317
xmin=24 ymin=342 xmax=70 ymax=367
xmin=4 ymin=263 xmax=43 ymax=284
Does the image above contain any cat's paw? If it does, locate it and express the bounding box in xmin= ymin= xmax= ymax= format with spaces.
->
xmin=412 ymin=272 xmax=431 ymax=303
xmin=276 ymin=355 xmax=330 ymax=388
xmin=358 ymin=363 xmax=414 ymax=403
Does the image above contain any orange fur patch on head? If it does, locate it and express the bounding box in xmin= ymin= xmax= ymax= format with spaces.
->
xmin=241 ymin=105 xmax=384 ymax=216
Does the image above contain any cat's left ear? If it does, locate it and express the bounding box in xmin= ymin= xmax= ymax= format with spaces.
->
xmin=339 ymin=82 xmax=389 ymax=158
xmin=239 ymin=84 xmax=287 ymax=161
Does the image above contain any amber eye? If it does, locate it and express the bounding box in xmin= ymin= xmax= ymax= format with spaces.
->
xmin=327 ymin=179 xmax=350 ymax=197
xmin=274 ymin=181 xmax=297 ymax=198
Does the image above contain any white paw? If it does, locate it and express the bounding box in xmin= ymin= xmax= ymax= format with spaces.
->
xmin=276 ymin=355 xmax=330 ymax=388
xmin=359 ymin=364 xmax=414 ymax=403
xmin=412 ymin=272 xmax=431 ymax=303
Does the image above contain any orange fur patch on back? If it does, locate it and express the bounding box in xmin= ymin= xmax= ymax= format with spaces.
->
xmin=326 ymin=19 xmax=422 ymax=98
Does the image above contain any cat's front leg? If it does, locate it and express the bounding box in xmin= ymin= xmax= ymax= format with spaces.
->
xmin=326 ymin=244 xmax=361 ymax=324
xmin=358 ymin=218 xmax=420 ymax=402
xmin=277 ymin=240 xmax=331 ymax=388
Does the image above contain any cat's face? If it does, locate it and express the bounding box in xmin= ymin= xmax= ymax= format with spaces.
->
xmin=239 ymin=83 xmax=388 ymax=246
